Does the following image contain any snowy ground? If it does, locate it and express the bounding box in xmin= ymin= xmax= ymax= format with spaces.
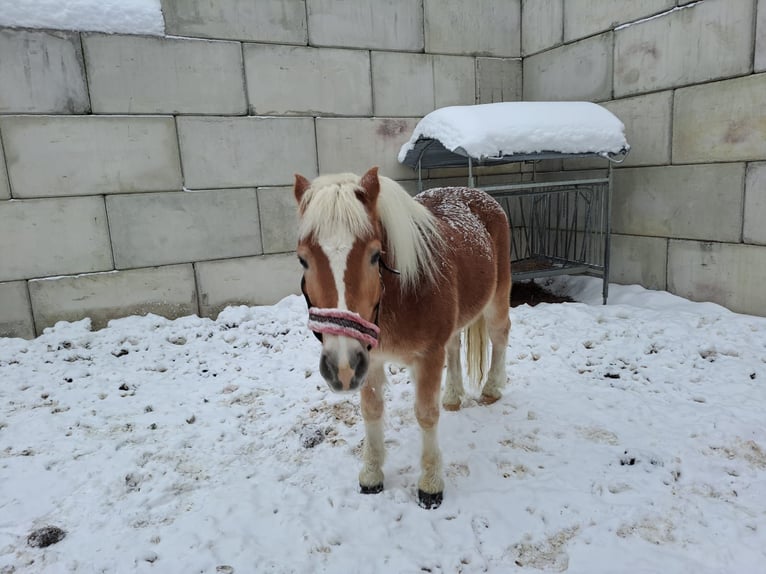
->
xmin=1 ymin=277 xmax=764 ymax=573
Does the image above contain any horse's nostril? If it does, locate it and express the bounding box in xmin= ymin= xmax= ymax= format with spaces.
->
xmin=354 ymin=349 xmax=369 ymax=379
xmin=349 ymin=348 xmax=363 ymax=370
xmin=319 ymin=352 xmax=337 ymax=382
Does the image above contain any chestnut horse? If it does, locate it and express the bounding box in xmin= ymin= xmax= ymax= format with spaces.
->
xmin=294 ymin=167 xmax=511 ymax=508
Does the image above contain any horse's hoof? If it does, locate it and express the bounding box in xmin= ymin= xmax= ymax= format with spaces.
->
xmin=360 ymin=483 xmax=384 ymax=494
xmin=442 ymin=402 xmax=461 ymax=412
xmin=479 ymin=393 xmax=501 ymax=406
xmin=418 ymin=489 xmax=443 ymax=509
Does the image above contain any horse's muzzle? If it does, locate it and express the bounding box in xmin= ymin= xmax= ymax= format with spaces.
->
xmin=319 ymin=342 xmax=369 ymax=392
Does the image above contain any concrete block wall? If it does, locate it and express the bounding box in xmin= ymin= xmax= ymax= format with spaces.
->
xmin=2 ymin=0 xmax=765 ymax=338
xmin=0 ymin=0 xmax=523 ymax=338
xmin=524 ymin=0 xmax=766 ymax=316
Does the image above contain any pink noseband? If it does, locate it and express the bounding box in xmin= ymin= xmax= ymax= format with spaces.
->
xmin=307 ymin=307 xmax=380 ymax=349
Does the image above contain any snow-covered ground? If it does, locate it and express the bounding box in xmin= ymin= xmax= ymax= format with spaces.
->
xmin=0 ymin=0 xmax=164 ymax=35
xmin=1 ymin=277 xmax=764 ymax=573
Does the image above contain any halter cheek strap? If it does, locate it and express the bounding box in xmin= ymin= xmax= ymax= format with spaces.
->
xmin=307 ymin=307 xmax=380 ymax=349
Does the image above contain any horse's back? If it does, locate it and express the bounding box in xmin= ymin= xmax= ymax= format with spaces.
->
xmin=415 ymin=186 xmax=510 ymax=261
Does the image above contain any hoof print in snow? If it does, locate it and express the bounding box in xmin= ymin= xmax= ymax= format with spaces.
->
xmin=112 ymin=349 xmax=129 ymax=358
xmin=125 ymin=473 xmax=142 ymax=492
xmin=118 ymin=383 xmax=130 ymax=391
xmin=216 ymin=566 xmax=234 ymax=574
xmin=604 ymin=372 xmax=621 ymax=379
xmin=300 ymin=425 xmax=326 ymax=449
xmin=620 ymin=451 xmax=637 ymax=466
xmin=27 ymin=525 xmax=66 ymax=548
xmin=141 ymin=551 xmax=158 ymax=563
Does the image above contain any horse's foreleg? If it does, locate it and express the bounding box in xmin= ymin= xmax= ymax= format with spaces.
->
xmin=442 ymin=333 xmax=464 ymax=411
xmin=359 ymin=360 xmax=386 ymax=494
xmin=414 ymin=350 xmax=446 ymax=509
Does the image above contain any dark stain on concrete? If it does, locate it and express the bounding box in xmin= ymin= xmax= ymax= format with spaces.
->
xmin=723 ymin=120 xmax=750 ymax=145
xmin=376 ymin=119 xmax=409 ymax=139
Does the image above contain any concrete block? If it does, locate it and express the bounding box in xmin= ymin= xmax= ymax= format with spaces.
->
xmin=476 ymin=58 xmax=522 ymax=104
xmin=83 ymin=34 xmax=246 ymax=114
xmin=744 ymin=162 xmax=766 ymax=245
xmin=372 ymin=52 xmax=433 ymax=117
xmin=564 ymin=0 xmax=673 ymax=42
xmin=245 ymin=44 xmax=371 ymax=116
xmin=612 ymin=164 xmax=745 ymax=242
xmin=0 ymin=29 xmax=89 ymax=114
xmin=258 ymin=187 xmax=299 ymax=254
xmin=523 ymin=33 xmax=612 ymax=101
xmin=177 ymin=117 xmax=317 ymax=189
xmin=0 ymin=136 xmax=9 ymax=200
xmin=29 ymin=265 xmax=197 ymax=333
xmin=308 ymin=0 xmax=423 ymax=51
xmin=424 ymin=0 xmax=521 ymax=57
xmin=603 ymin=91 xmax=672 ymax=167
xmin=106 ymin=189 xmax=262 ymax=269
xmin=371 ymin=52 xmax=476 ymax=115
xmin=433 ymin=55 xmax=476 ymax=109
xmin=195 ymin=254 xmax=302 ymax=318
xmin=0 ymin=197 xmax=112 ymax=282
xmin=0 ymin=282 xmax=34 ymax=339
xmin=673 ymin=74 xmax=766 ymax=164
xmin=614 ymin=0 xmax=754 ymax=97
xmin=0 ymin=116 xmax=181 ymax=198
xmin=161 ymin=0 xmax=307 ymax=43
xmin=757 ymin=0 xmax=766 ymax=72
xmin=316 ymin=118 xmax=420 ymax=180
xmin=668 ymin=240 xmax=766 ymax=316
xmin=609 ymin=234 xmax=667 ymax=290
xmin=522 ymin=0 xmax=563 ymax=55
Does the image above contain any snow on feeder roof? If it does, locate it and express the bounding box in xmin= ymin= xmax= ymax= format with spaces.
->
xmin=398 ymin=101 xmax=630 ymax=169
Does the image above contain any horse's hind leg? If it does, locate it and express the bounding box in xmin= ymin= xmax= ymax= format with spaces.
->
xmin=414 ymin=348 xmax=446 ymax=509
xmin=480 ymin=290 xmax=511 ymax=404
xmin=359 ymin=359 xmax=386 ymax=493
xmin=442 ymin=333 xmax=464 ymax=411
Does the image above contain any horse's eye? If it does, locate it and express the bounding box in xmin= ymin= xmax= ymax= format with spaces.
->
xmin=371 ymin=251 xmax=381 ymax=266
xmin=298 ymin=256 xmax=308 ymax=269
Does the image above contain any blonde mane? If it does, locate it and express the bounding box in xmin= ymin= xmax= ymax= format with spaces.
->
xmin=298 ymin=172 xmax=444 ymax=291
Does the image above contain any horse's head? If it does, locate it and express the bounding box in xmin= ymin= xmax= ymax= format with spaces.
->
xmin=294 ymin=167 xmax=386 ymax=392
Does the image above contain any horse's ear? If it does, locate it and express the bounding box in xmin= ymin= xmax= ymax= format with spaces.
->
xmin=358 ymin=166 xmax=380 ymax=207
xmin=294 ymin=174 xmax=311 ymax=205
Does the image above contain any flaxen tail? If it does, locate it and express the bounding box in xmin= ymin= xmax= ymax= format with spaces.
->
xmin=465 ymin=314 xmax=490 ymax=388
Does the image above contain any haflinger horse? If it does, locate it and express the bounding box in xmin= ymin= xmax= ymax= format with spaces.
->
xmin=294 ymin=167 xmax=511 ymax=509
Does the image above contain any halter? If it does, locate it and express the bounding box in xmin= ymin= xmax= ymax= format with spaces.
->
xmin=301 ymin=258 xmax=399 ymax=351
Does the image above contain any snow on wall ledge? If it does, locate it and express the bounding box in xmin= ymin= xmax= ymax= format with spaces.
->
xmin=398 ymin=102 xmax=630 ymax=163
xmin=0 ymin=0 xmax=165 ymax=36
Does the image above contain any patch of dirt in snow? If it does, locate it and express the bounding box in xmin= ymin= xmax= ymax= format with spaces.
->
xmin=511 ymin=281 xmax=574 ymax=307
xmin=617 ymin=516 xmax=676 ymax=545
xmin=510 ymin=526 xmax=580 ymax=571
xmin=577 ymin=426 xmax=620 ymax=445
xmin=708 ymin=439 xmax=766 ymax=469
